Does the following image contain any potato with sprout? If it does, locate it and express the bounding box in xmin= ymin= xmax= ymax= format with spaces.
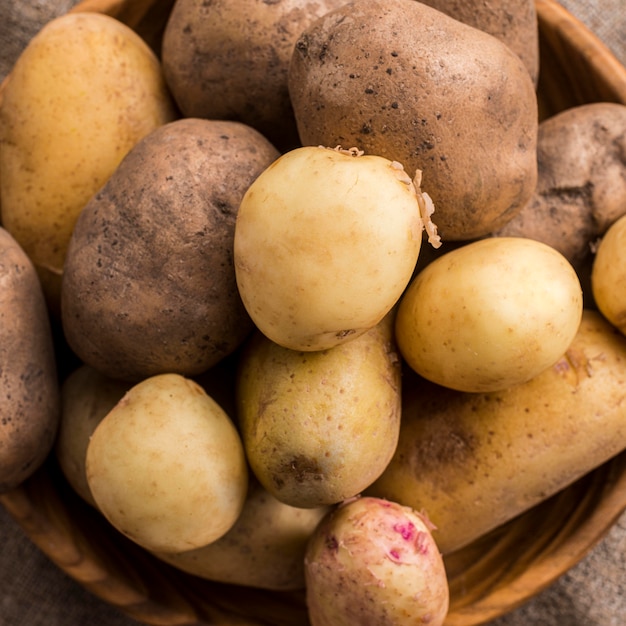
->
xmin=234 ymin=145 xmax=439 ymax=352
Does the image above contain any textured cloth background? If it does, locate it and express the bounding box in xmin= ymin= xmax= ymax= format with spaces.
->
xmin=1 ymin=1 xmax=626 ymax=625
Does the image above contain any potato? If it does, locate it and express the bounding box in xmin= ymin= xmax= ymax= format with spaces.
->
xmin=85 ymin=373 xmax=249 ymax=553
xmin=395 ymin=237 xmax=583 ymax=393
xmin=152 ymin=478 xmax=330 ymax=590
xmin=591 ymin=213 xmax=626 ymax=333
xmin=0 ymin=227 xmax=60 ymax=492
xmin=305 ymin=496 xmax=449 ymax=626
xmin=62 ymin=118 xmax=279 ymax=382
xmin=237 ymin=315 xmax=402 ymax=509
xmin=234 ymin=145 xmax=435 ymax=352
xmin=55 ymin=365 xmax=130 ymax=507
xmin=0 ymin=12 xmax=177 ymax=311
xmin=495 ymin=102 xmax=626 ymax=274
xmin=288 ymin=0 xmax=538 ymax=240
xmin=368 ymin=310 xmax=626 ymax=554
xmin=161 ymin=0 xmax=349 ymax=150
xmin=419 ymin=0 xmax=539 ymax=86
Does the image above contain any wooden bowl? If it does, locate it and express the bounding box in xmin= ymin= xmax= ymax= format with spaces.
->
xmin=2 ymin=1 xmax=626 ymax=625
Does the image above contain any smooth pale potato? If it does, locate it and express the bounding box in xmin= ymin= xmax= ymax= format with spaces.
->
xmin=591 ymin=214 xmax=626 ymax=333
xmin=237 ymin=315 xmax=402 ymax=509
xmin=62 ymin=118 xmax=279 ymax=382
xmin=85 ymin=373 xmax=249 ymax=553
xmin=55 ymin=365 xmax=130 ymax=507
xmin=152 ymin=479 xmax=330 ymax=590
xmin=419 ymin=0 xmax=539 ymax=86
xmin=395 ymin=237 xmax=583 ymax=392
xmin=288 ymin=0 xmax=538 ymax=241
xmin=305 ymin=497 xmax=449 ymax=626
xmin=161 ymin=0 xmax=349 ymax=150
xmin=496 ymin=103 xmax=626 ymax=276
xmin=0 ymin=11 xmax=177 ymax=311
xmin=0 ymin=227 xmax=59 ymax=492
xmin=234 ymin=145 xmax=430 ymax=352
xmin=367 ymin=310 xmax=626 ymax=554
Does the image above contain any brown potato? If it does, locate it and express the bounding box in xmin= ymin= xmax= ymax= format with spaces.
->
xmin=161 ymin=0 xmax=349 ymax=150
xmin=61 ymin=118 xmax=279 ymax=382
xmin=419 ymin=0 xmax=539 ymax=86
xmin=288 ymin=0 xmax=538 ymax=240
xmin=367 ymin=309 xmax=626 ymax=554
xmin=495 ymin=102 xmax=626 ymax=277
xmin=0 ymin=227 xmax=59 ymax=492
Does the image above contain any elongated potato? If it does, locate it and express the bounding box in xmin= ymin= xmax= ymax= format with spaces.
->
xmin=0 ymin=227 xmax=59 ymax=492
xmin=367 ymin=310 xmax=626 ymax=554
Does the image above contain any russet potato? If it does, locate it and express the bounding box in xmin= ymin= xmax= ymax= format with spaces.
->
xmin=288 ymin=0 xmax=538 ymax=241
xmin=161 ymin=0 xmax=349 ymax=150
xmin=62 ymin=117 xmax=279 ymax=382
xmin=0 ymin=227 xmax=59 ymax=492
xmin=0 ymin=11 xmax=177 ymax=311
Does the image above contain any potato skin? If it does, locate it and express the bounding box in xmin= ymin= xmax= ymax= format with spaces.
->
xmin=0 ymin=227 xmax=59 ymax=492
xmin=0 ymin=12 xmax=177 ymax=311
xmin=288 ymin=0 xmax=538 ymax=240
xmin=62 ymin=118 xmax=279 ymax=382
xmin=161 ymin=0 xmax=349 ymax=150
xmin=419 ymin=0 xmax=539 ymax=86
xmin=152 ymin=479 xmax=329 ymax=591
xmin=367 ymin=310 xmax=626 ymax=554
xmin=496 ymin=103 xmax=626 ymax=273
xmin=237 ymin=316 xmax=402 ymax=508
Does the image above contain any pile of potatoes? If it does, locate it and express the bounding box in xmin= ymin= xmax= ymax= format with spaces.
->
xmin=2 ymin=0 xmax=626 ymax=624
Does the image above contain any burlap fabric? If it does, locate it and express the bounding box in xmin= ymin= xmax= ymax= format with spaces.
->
xmin=1 ymin=1 xmax=625 ymax=624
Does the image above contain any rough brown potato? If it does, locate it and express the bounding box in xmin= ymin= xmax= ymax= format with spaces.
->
xmin=61 ymin=118 xmax=279 ymax=382
xmin=288 ymin=0 xmax=538 ymax=240
xmin=0 ymin=227 xmax=59 ymax=492
xmin=367 ymin=309 xmax=626 ymax=554
xmin=419 ymin=0 xmax=539 ymax=86
xmin=495 ymin=102 xmax=626 ymax=280
xmin=161 ymin=0 xmax=349 ymax=151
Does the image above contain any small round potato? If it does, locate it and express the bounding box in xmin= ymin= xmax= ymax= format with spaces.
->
xmin=395 ymin=237 xmax=583 ymax=392
xmin=85 ymin=373 xmax=249 ymax=553
xmin=305 ymin=496 xmax=449 ymax=626
xmin=234 ymin=145 xmax=430 ymax=352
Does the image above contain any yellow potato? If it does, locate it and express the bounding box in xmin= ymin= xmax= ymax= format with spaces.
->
xmin=395 ymin=237 xmax=583 ymax=392
xmin=591 ymin=213 xmax=626 ymax=333
xmin=86 ymin=373 xmax=248 ymax=553
xmin=0 ymin=12 xmax=176 ymax=310
xmin=368 ymin=310 xmax=626 ymax=554
xmin=234 ymin=145 xmax=435 ymax=352
xmin=237 ymin=315 xmax=402 ymax=508
xmin=152 ymin=479 xmax=329 ymax=591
